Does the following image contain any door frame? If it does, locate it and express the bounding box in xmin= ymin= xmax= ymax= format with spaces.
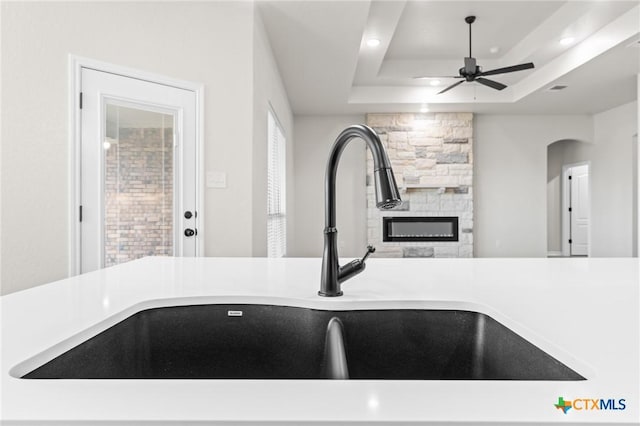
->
xmin=561 ymin=161 xmax=591 ymax=257
xmin=633 ymin=134 xmax=638 ymax=257
xmin=68 ymin=55 xmax=205 ymax=276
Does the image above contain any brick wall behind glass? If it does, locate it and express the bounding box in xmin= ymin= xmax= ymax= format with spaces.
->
xmin=104 ymin=128 xmax=173 ymax=266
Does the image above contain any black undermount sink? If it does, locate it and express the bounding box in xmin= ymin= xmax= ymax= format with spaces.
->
xmin=22 ymin=304 xmax=585 ymax=380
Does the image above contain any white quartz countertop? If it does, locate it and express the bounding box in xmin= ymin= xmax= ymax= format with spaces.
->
xmin=1 ymin=257 xmax=639 ymax=425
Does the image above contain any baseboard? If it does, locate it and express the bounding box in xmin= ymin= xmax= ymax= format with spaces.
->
xmin=547 ymin=251 xmax=563 ymax=257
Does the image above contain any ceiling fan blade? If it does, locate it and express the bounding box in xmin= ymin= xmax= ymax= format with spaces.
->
xmin=479 ymin=62 xmax=534 ymax=77
xmin=476 ymin=77 xmax=507 ymax=91
xmin=413 ymin=76 xmax=463 ymax=80
xmin=438 ymin=80 xmax=465 ymax=94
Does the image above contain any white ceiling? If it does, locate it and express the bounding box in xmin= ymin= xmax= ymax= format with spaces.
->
xmin=258 ymin=0 xmax=640 ymax=115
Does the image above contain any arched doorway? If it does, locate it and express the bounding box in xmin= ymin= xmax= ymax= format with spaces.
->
xmin=547 ymin=139 xmax=592 ymax=257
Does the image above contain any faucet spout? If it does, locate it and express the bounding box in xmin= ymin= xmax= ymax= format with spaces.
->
xmin=319 ymin=125 xmax=401 ymax=297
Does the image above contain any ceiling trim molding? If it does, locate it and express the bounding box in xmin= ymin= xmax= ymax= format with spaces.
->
xmin=350 ymin=5 xmax=640 ymax=107
xmin=352 ymin=1 xmax=407 ymax=83
xmin=512 ymin=5 xmax=640 ymax=101
xmin=349 ymin=84 xmax=512 ymax=105
xmin=500 ymin=1 xmax=592 ymax=66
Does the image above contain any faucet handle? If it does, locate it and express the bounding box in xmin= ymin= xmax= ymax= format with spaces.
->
xmin=338 ymin=246 xmax=375 ymax=284
xmin=361 ymin=245 xmax=376 ymax=263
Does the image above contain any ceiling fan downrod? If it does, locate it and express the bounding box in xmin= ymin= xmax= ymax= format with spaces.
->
xmin=466 ymin=15 xmax=475 ymax=58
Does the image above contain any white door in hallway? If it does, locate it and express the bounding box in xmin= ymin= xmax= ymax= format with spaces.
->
xmin=79 ymin=68 xmax=198 ymax=273
xmin=569 ymin=164 xmax=589 ymax=256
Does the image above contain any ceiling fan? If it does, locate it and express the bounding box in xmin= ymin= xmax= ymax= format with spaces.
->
xmin=417 ymin=16 xmax=535 ymax=94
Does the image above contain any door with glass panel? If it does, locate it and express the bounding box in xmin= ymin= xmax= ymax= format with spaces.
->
xmin=80 ymin=68 xmax=197 ymax=273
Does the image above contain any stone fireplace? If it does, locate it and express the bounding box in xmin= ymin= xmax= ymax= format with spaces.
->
xmin=366 ymin=113 xmax=474 ymax=258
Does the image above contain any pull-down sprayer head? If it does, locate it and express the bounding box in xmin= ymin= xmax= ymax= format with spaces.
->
xmin=374 ymin=167 xmax=402 ymax=210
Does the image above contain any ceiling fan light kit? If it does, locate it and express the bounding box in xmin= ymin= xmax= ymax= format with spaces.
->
xmin=429 ymin=15 xmax=535 ymax=95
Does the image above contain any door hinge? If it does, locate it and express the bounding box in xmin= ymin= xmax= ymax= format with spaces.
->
xmin=79 ymin=205 xmax=83 ymax=222
xmin=568 ymin=175 xmax=572 ymax=180
xmin=79 ymin=92 xmax=83 ymax=109
xmin=569 ymin=239 xmax=572 ymax=244
xmin=568 ymin=207 xmax=572 ymax=212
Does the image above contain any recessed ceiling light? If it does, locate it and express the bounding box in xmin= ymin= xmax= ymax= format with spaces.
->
xmin=367 ymin=38 xmax=381 ymax=47
xmin=429 ymin=79 xmax=441 ymax=86
xmin=420 ymin=104 xmax=429 ymax=113
xmin=489 ymin=46 xmax=500 ymax=54
xmin=559 ymin=37 xmax=575 ymax=46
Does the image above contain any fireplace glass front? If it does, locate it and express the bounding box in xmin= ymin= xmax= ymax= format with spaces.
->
xmin=383 ymin=217 xmax=459 ymax=242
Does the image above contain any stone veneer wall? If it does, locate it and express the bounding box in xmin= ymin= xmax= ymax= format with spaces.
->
xmin=366 ymin=113 xmax=473 ymax=258
xmin=104 ymin=128 xmax=174 ymax=267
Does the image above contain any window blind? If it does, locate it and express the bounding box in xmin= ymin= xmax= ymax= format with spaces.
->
xmin=267 ymin=110 xmax=286 ymax=258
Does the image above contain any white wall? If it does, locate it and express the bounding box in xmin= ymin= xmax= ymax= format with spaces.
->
xmin=252 ymin=10 xmax=294 ymax=257
xmin=291 ymin=115 xmax=366 ymax=257
xmin=474 ymin=115 xmax=593 ymax=257
xmin=546 ymin=141 xmax=565 ymax=254
xmin=570 ymin=101 xmax=637 ymax=257
xmin=291 ymin=114 xmax=614 ymax=259
xmin=0 ymin=2 xmax=271 ymax=294
xmin=478 ymin=106 xmax=638 ymax=258
xmin=550 ymin=103 xmax=637 ymax=257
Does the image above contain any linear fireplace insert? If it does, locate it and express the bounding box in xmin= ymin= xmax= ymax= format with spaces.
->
xmin=383 ymin=216 xmax=459 ymax=242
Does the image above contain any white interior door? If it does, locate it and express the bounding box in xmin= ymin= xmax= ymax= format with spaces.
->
xmin=80 ymin=68 xmax=198 ymax=273
xmin=569 ymin=164 xmax=589 ymax=256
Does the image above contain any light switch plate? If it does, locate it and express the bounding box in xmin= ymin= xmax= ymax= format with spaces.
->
xmin=206 ymin=171 xmax=227 ymax=188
